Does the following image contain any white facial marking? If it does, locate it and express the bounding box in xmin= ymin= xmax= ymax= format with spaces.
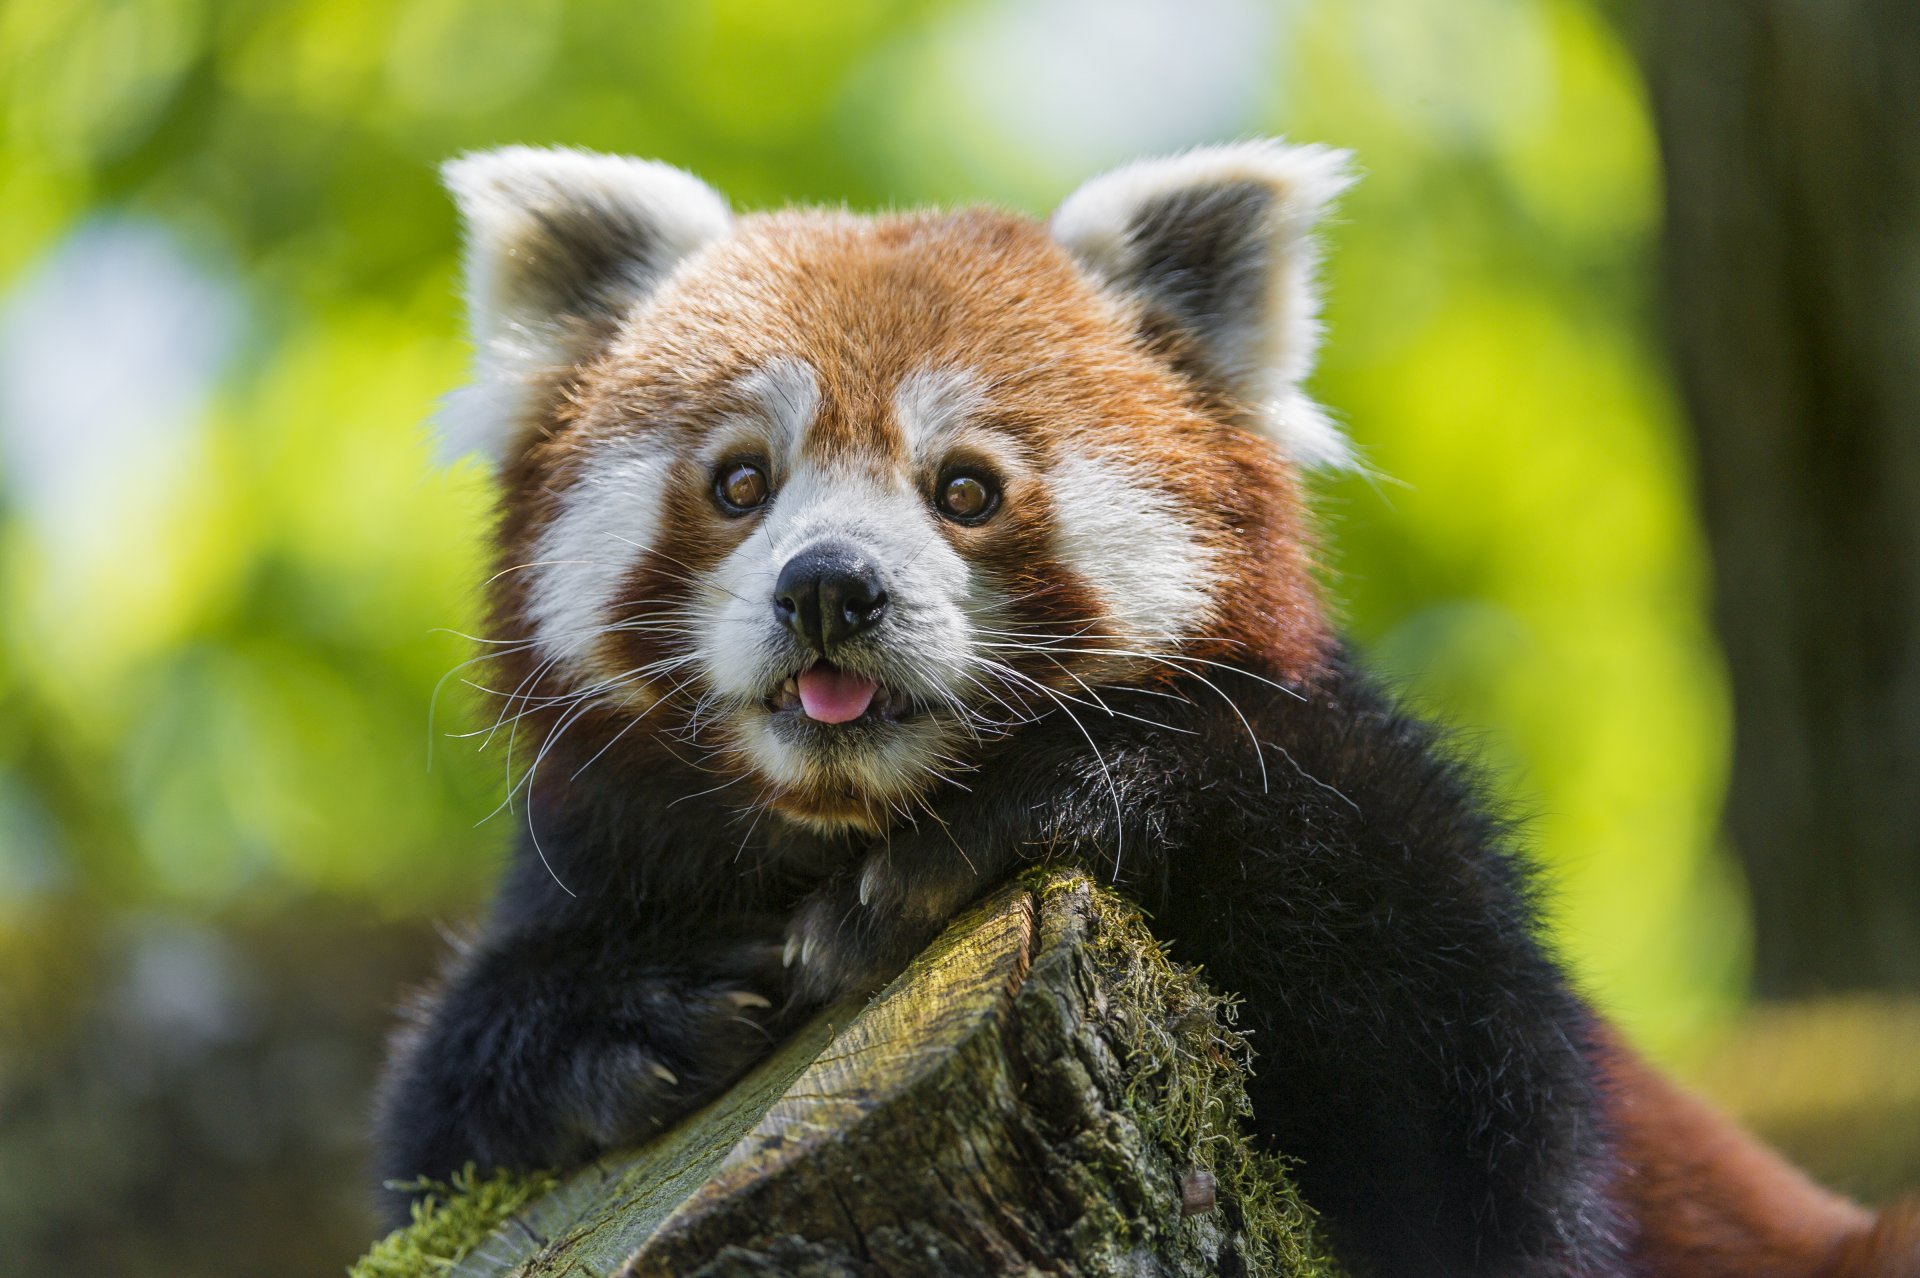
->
xmin=892 ymin=366 xmax=985 ymax=454
xmin=697 ymin=355 xmax=822 ymax=545
xmin=1049 ymin=452 xmax=1218 ymax=648
xmin=729 ymin=355 xmax=820 ymax=468
xmin=526 ymin=435 xmax=673 ymax=674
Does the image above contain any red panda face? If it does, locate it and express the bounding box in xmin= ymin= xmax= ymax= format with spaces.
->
xmin=446 ymin=144 xmax=1352 ymax=831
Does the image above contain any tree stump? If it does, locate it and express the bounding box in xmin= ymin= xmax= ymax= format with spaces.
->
xmin=351 ymin=871 xmax=1343 ymax=1277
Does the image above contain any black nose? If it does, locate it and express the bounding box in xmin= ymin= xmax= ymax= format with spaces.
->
xmin=773 ymin=542 xmax=889 ymax=650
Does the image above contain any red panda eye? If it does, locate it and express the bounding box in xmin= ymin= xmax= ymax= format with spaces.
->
xmin=715 ymin=461 xmax=770 ymax=514
xmin=936 ymin=470 xmax=999 ymax=523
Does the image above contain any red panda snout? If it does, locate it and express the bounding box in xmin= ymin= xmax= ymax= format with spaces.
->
xmin=770 ymin=542 xmax=890 ymax=651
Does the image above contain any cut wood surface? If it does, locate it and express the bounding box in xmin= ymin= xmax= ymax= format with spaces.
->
xmin=352 ymin=871 xmax=1341 ymax=1277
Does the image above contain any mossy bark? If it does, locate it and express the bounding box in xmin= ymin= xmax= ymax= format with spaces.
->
xmin=352 ymin=872 xmax=1343 ymax=1278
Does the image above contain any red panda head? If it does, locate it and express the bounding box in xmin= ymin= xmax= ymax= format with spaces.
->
xmin=444 ymin=141 xmax=1353 ymax=832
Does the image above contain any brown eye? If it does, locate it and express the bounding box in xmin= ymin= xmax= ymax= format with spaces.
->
xmin=936 ymin=470 xmax=999 ymax=524
xmin=715 ymin=461 xmax=770 ymax=514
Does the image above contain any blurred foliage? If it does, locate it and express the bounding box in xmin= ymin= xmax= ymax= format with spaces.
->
xmin=1687 ymin=996 xmax=1920 ymax=1205
xmin=0 ymin=0 xmax=1759 ymax=1271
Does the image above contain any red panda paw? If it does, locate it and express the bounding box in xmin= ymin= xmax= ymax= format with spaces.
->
xmin=1818 ymin=1198 xmax=1920 ymax=1278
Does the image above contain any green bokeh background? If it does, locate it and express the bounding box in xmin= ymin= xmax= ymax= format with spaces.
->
xmin=0 ymin=0 xmax=1765 ymax=1266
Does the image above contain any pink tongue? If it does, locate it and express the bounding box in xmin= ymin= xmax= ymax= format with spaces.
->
xmin=796 ymin=665 xmax=879 ymax=724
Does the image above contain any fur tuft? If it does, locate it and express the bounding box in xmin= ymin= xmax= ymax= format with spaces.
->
xmin=437 ymin=146 xmax=731 ymax=463
xmin=1050 ymin=139 xmax=1356 ymax=469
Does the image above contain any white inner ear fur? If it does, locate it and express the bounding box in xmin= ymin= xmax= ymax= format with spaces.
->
xmin=1049 ymin=139 xmax=1356 ymax=470
xmin=436 ymin=146 xmax=732 ymax=464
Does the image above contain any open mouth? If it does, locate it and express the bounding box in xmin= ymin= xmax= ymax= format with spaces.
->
xmin=768 ymin=660 xmax=913 ymax=726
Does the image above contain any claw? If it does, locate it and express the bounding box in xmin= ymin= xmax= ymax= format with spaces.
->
xmin=650 ymin=1061 xmax=679 ymax=1086
xmin=725 ymin=990 xmax=773 ymax=1011
xmin=783 ymin=934 xmax=801 ymax=968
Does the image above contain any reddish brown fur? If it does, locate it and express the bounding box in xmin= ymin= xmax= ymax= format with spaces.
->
xmin=1598 ymin=1025 xmax=1919 ymax=1277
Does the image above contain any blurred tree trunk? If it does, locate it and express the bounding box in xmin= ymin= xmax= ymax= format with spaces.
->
xmin=1644 ymin=2 xmax=1920 ymax=995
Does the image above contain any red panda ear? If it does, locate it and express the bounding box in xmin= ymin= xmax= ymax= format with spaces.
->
xmin=1050 ymin=140 xmax=1356 ymax=469
xmin=436 ymin=146 xmax=731 ymax=464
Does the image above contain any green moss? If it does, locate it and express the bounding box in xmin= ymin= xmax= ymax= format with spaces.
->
xmin=1051 ymin=871 xmax=1345 ymax=1277
xmin=348 ymin=1165 xmax=557 ymax=1278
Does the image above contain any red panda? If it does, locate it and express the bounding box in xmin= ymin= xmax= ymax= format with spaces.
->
xmin=376 ymin=140 xmax=1920 ymax=1277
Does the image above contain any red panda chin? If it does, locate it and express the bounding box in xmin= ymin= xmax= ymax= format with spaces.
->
xmin=757 ymin=785 xmax=897 ymax=837
xmin=723 ymin=691 xmax=963 ymax=837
